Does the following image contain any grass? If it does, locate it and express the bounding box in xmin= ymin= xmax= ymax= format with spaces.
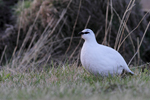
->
xmin=0 ymin=64 xmax=150 ymax=100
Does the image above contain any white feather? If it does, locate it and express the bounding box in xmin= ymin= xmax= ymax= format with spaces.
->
xmin=80 ymin=29 xmax=134 ymax=76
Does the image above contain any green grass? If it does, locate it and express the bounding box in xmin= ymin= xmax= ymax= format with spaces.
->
xmin=0 ymin=65 xmax=150 ymax=100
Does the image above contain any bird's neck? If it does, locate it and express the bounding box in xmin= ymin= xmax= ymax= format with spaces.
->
xmin=84 ymin=39 xmax=98 ymax=46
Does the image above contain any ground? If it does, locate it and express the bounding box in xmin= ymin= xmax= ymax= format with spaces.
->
xmin=0 ymin=65 xmax=150 ymax=100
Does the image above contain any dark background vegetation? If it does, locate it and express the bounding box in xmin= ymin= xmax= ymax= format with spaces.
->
xmin=0 ymin=0 xmax=150 ymax=67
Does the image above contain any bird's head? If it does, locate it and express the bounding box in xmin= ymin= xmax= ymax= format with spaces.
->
xmin=78 ymin=29 xmax=96 ymax=42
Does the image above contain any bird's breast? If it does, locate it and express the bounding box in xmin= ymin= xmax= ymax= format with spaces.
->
xmin=80 ymin=45 xmax=101 ymax=74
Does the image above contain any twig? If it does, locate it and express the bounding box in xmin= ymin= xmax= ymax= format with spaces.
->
xmin=130 ymin=62 xmax=150 ymax=69
xmin=84 ymin=16 xmax=91 ymax=29
xmin=108 ymin=0 xmax=113 ymax=45
xmin=114 ymin=0 xmax=135 ymax=49
xmin=55 ymin=16 xmax=68 ymax=39
xmin=27 ymin=32 xmax=37 ymax=51
xmin=48 ymin=0 xmax=72 ymax=37
xmin=117 ymin=1 xmax=133 ymax=51
xmin=102 ymin=0 xmax=109 ymax=45
xmin=128 ymin=22 xmax=150 ymax=66
xmin=18 ymin=6 xmax=41 ymax=56
xmin=137 ymin=37 xmax=140 ymax=65
xmin=16 ymin=17 xmax=21 ymax=47
xmin=0 ymin=45 xmax=7 ymax=65
xmin=65 ymin=0 xmax=82 ymax=54
xmin=117 ymin=11 xmax=150 ymax=50
xmin=69 ymin=15 xmax=91 ymax=60
xmin=42 ymin=15 xmax=55 ymax=36
xmin=48 ymin=9 xmax=68 ymax=37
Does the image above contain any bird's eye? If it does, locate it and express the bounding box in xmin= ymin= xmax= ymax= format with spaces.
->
xmin=84 ymin=32 xmax=89 ymax=34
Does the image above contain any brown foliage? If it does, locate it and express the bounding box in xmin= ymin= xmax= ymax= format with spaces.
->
xmin=0 ymin=0 xmax=150 ymax=68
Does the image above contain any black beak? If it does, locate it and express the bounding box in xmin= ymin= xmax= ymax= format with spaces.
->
xmin=78 ymin=32 xmax=84 ymax=35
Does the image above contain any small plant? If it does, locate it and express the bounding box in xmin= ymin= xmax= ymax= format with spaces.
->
xmin=14 ymin=0 xmax=32 ymax=15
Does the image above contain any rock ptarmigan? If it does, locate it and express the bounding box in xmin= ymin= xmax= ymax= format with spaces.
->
xmin=79 ymin=29 xmax=134 ymax=76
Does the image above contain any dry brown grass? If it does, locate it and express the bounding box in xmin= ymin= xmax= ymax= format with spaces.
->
xmin=0 ymin=0 xmax=150 ymax=71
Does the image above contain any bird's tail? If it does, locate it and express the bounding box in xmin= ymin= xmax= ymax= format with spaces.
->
xmin=125 ymin=67 xmax=134 ymax=75
xmin=128 ymin=70 xmax=134 ymax=75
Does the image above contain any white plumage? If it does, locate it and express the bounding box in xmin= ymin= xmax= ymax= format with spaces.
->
xmin=79 ymin=29 xmax=134 ymax=76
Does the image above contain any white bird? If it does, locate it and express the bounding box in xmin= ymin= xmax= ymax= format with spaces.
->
xmin=79 ymin=29 xmax=134 ymax=76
